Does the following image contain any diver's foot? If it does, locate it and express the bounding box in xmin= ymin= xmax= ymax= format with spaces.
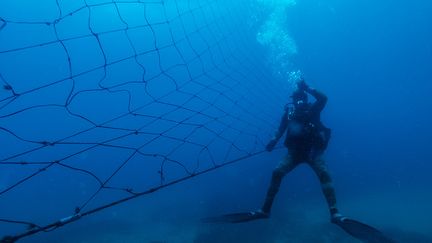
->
xmin=331 ymin=213 xmax=347 ymax=224
xmin=250 ymin=209 xmax=270 ymax=219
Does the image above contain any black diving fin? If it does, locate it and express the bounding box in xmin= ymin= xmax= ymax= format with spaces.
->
xmin=332 ymin=217 xmax=397 ymax=243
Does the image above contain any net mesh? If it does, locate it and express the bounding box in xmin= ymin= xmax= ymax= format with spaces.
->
xmin=0 ymin=0 xmax=287 ymax=241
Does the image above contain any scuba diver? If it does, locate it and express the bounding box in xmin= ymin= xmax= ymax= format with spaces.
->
xmin=256 ymin=79 xmax=342 ymax=222
xmin=205 ymin=79 xmax=343 ymax=222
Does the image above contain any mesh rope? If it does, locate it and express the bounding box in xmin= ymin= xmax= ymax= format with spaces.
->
xmin=0 ymin=0 xmax=287 ymax=241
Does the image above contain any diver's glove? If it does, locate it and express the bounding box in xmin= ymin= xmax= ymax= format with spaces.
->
xmin=266 ymin=139 xmax=277 ymax=152
xmin=297 ymin=79 xmax=309 ymax=91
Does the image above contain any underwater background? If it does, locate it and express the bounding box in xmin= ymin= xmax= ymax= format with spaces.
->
xmin=0 ymin=0 xmax=431 ymax=242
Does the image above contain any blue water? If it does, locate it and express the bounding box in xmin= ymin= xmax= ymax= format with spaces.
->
xmin=1 ymin=0 xmax=431 ymax=242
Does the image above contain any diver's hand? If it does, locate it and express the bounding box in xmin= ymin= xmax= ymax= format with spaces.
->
xmin=266 ymin=139 xmax=277 ymax=152
xmin=297 ymin=79 xmax=309 ymax=91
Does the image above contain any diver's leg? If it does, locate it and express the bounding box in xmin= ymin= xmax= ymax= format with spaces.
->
xmin=261 ymin=152 xmax=297 ymax=214
xmin=308 ymin=156 xmax=339 ymax=219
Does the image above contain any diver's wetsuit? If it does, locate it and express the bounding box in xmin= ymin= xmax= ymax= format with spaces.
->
xmin=262 ymin=88 xmax=338 ymax=217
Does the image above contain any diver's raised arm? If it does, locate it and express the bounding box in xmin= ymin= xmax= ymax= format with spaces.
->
xmin=298 ymin=79 xmax=327 ymax=112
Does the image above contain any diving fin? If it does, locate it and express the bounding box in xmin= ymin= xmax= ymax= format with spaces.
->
xmin=333 ymin=217 xmax=397 ymax=243
xmin=202 ymin=211 xmax=269 ymax=223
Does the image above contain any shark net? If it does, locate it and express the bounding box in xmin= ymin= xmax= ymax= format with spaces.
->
xmin=0 ymin=0 xmax=287 ymax=241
